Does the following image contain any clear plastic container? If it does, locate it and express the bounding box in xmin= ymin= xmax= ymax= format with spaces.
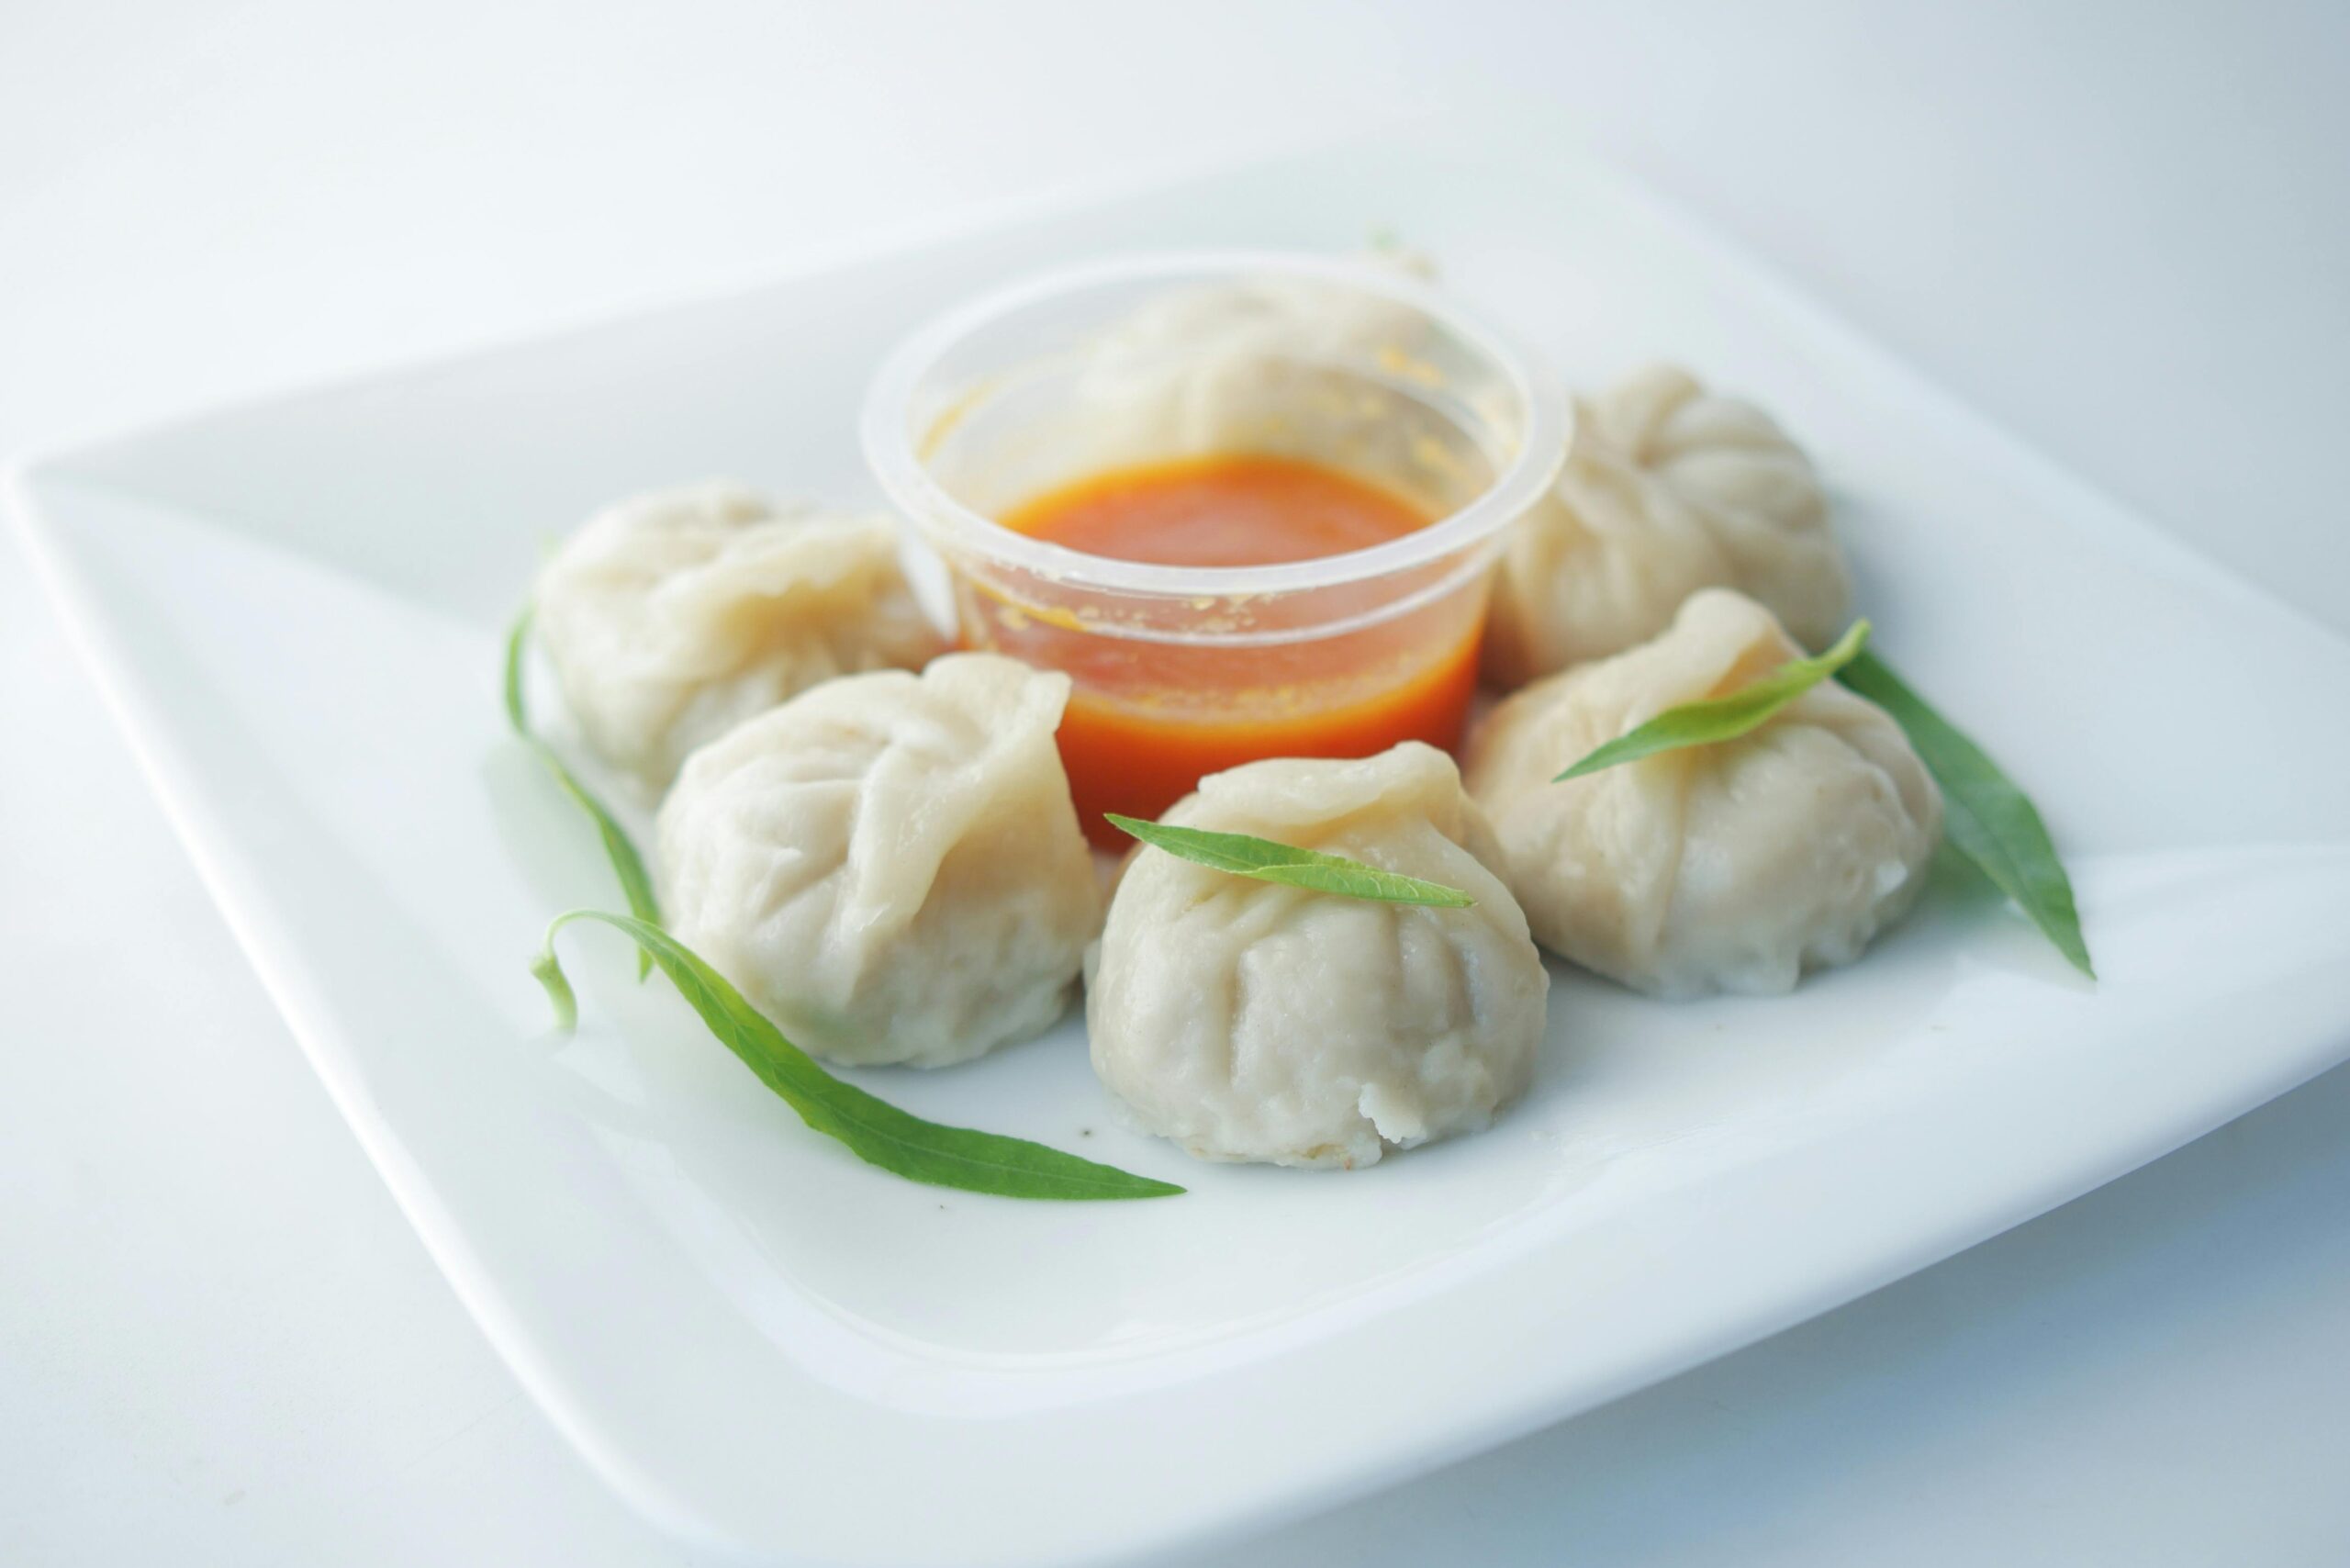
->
xmin=861 ymin=251 xmax=1568 ymax=841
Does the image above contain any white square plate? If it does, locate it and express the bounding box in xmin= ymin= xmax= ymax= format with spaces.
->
xmin=14 ymin=126 xmax=2350 ymax=1568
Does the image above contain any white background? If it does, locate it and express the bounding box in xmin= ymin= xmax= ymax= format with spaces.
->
xmin=4 ymin=2 xmax=2346 ymax=1563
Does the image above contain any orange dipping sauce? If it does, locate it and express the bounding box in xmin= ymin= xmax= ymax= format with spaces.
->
xmin=1003 ymin=454 xmax=1431 ymax=568
xmin=993 ymin=454 xmax=1483 ymax=847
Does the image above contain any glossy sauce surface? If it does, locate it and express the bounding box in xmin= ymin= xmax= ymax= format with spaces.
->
xmin=1002 ymin=454 xmax=1431 ymax=568
xmin=993 ymin=454 xmax=1480 ymax=845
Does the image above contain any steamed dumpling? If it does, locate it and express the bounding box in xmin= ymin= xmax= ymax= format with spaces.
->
xmin=1464 ymin=590 xmax=1940 ymax=998
xmin=1088 ymin=743 xmax=1549 ymax=1170
xmin=534 ymin=481 xmax=944 ymax=790
xmin=1071 ymin=249 xmax=1443 ymax=465
xmin=655 ymin=654 xmax=1099 ymax=1068
xmin=1483 ymin=365 xmax=1852 ymax=688
xmin=1090 ymin=246 xmax=1432 ymax=353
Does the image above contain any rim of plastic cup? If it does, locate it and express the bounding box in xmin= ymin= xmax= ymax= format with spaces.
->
xmin=860 ymin=249 xmax=1569 ymax=601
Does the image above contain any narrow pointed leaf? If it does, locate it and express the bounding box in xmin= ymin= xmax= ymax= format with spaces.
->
xmin=501 ymin=604 xmax=532 ymax=733
xmin=1106 ymin=814 xmax=1473 ymax=907
xmin=532 ymin=911 xmax=1182 ymax=1200
xmin=504 ymin=604 xmax=660 ymax=975
xmin=1555 ymin=620 xmax=1872 ymax=781
xmin=1840 ymin=649 xmax=2093 ymax=979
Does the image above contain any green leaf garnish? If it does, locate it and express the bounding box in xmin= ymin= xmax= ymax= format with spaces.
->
xmin=501 ymin=604 xmax=533 ymax=734
xmin=532 ymin=911 xmax=1183 ymax=1201
xmin=1105 ymin=814 xmax=1473 ymax=907
xmin=1554 ymin=619 xmax=1871 ymax=781
xmin=1839 ymin=649 xmax=2093 ymax=980
xmin=504 ymin=605 xmax=660 ymax=977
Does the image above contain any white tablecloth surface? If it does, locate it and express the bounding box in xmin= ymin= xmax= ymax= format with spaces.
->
xmin=5 ymin=4 xmax=2346 ymax=1563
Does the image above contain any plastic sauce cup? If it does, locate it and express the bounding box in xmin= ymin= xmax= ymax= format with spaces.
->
xmin=862 ymin=252 xmax=1568 ymax=844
